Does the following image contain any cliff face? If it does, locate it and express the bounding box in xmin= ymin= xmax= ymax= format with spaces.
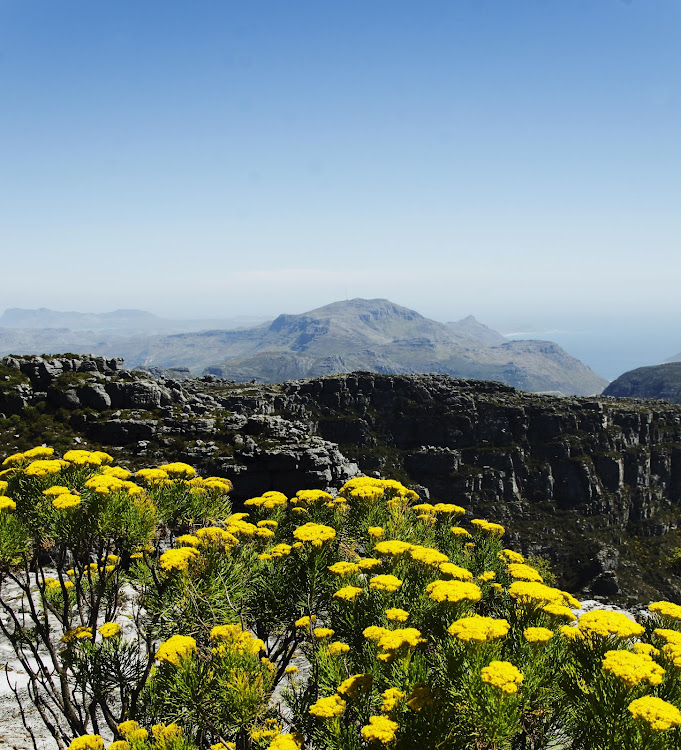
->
xmin=2 ymin=356 xmax=680 ymax=604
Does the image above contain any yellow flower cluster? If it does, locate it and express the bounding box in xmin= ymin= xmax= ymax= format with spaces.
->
xmin=327 ymin=641 xmax=350 ymax=655
xmin=439 ymin=562 xmax=473 ymax=580
xmin=334 ymin=585 xmax=363 ymax=601
xmin=309 ymin=693 xmax=346 ymax=718
xmin=470 ymin=519 xmax=505 ymax=537
xmin=210 ymin=624 xmax=265 ymax=655
xmin=375 ymin=628 xmax=424 ymax=660
xmin=337 ymin=673 xmax=373 ymax=699
xmin=52 ymin=492 xmax=82 ymax=510
xmin=370 ymin=574 xmax=403 ymax=593
xmin=155 ymin=634 xmax=197 ymax=665
xmin=66 ymin=735 xmax=104 ymax=750
xmin=245 ymin=491 xmax=288 ymax=509
xmin=361 ymin=715 xmax=399 ymax=744
xmin=84 ymin=474 xmax=141 ymax=496
xmin=0 ymin=497 xmax=16 ymax=511
xmin=381 ymin=687 xmax=406 ymax=713
xmin=64 ymin=450 xmax=113 ymax=466
xmin=448 ymin=616 xmax=510 ymax=643
xmin=368 ymin=526 xmax=385 ymax=538
xmin=158 ymin=462 xmax=196 ymax=478
xmin=136 ymin=468 xmax=169 ymax=483
xmin=426 ymin=579 xmax=482 ymax=604
xmin=295 ymin=615 xmax=316 ymax=628
xmin=358 ymin=557 xmax=382 ymax=571
xmin=292 ymin=489 xmax=332 ymax=506
xmin=481 ymin=660 xmax=524 ymax=694
xmin=61 ymin=626 xmax=93 ymax=643
xmin=450 ymin=526 xmax=471 ymax=538
xmin=602 ymin=649 xmax=665 ymax=687
xmin=292 ymin=522 xmax=336 ymax=547
xmin=386 ymin=608 xmax=409 ymax=622
xmin=409 ymin=545 xmax=449 ymax=567
xmin=117 ymin=720 xmax=148 ymax=742
xmin=628 ymin=696 xmax=681 ymax=730
xmin=25 ymin=459 xmax=67 ymax=476
xmin=524 ymin=627 xmax=554 ymax=644
xmin=509 ymin=581 xmax=579 ymax=609
xmin=195 ymin=526 xmax=239 ymax=548
xmin=159 ymin=547 xmax=200 ymax=572
xmin=98 ymin=622 xmax=122 ymax=639
xmin=373 ymin=540 xmax=413 ymax=556
xmin=328 ymin=561 xmax=359 ymax=576
xmin=576 ymin=610 xmax=645 ymax=639
xmin=3 ymin=446 xmax=54 ymax=467
xmin=314 ymin=627 xmax=335 ymax=639
xmin=268 ymin=735 xmax=302 ymax=750
xmin=649 ymin=601 xmax=681 ymax=621
xmin=507 ymin=563 xmax=543 ymax=582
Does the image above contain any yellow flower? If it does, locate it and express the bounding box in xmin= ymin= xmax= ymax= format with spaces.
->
xmin=507 ymin=563 xmax=543 ymax=582
xmin=381 ymin=687 xmax=405 ymax=713
xmin=52 ymin=494 xmax=81 ymax=510
xmin=409 ymin=545 xmax=449 ymax=567
xmin=268 ymin=735 xmax=302 ymax=750
xmin=481 ymin=660 xmax=524 ymax=694
xmin=152 ymin=723 xmax=183 ymax=742
xmin=426 ymin=579 xmax=482 ymax=604
xmin=258 ymin=519 xmax=278 ymax=528
xmin=501 ymin=548 xmax=525 ymax=563
xmin=0 ymin=497 xmax=16 ymax=511
xmin=524 ymin=627 xmax=554 ymax=644
xmin=376 ymin=628 xmax=424 ymax=655
xmin=602 ymin=649 xmax=665 ymax=687
xmin=509 ymin=582 xmax=575 ymax=609
xmin=309 ymin=694 xmax=346 ymax=718
xmin=448 ymin=616 xmax=510 ymax=643
xmin=100 ymin=465 xmax=132 ymax=479
xmin=109 ymin=742 xmax=130 ymax=750
xmin=385 ymin=608 xmax=409 ymax=622
xmin=98 ymin=622 xmax=122 ymax=639
xmin=628 ymin=696 xmax=681 ymax=731
xmin=295 ymin=615 xmax=316 ymax=628
xmin=327 ymin=641 xmax=350 ymax=655
xmin=136 ymin=468 xmax=170 ymax=483
xmin=23 ymin=446 xmax=55 ymax=459
xmin=450 ymin=526 xmax=471 ymax=538
xmin=210 ymin=625 xmax=264 ymax=654
xmin=43 ymin=485 xmax=71 ymax=496
xmin=368 ymin=526 xmax=385 ymax=538
xmin=633 ymin=643 xmax=660 ymax=657
xmin=361 ymin=715 xmax=398 ymax=744
xmin=293 ymin=489 xmax=331 ymax=505
xmin=337 ymin=673 xmax=373 ymax=699
xmin=357 ymin=558 xmax=382 ymax=571
xmin=67 ymin=736 xmax=104 ymax=750
xmin=2 ymin=452 xmax=26 ymax=467
xmin=328 ymin=561 xmax=359 ymax=576
xmin=363 ymin=626 xmax=390 ymax=643
xmin=313 ymin=627 xmax=335 ymax=639
xmin=159 ymin=547 xmax=200 ymax=573
xmin=369 ymin=574 xmax=403 ymax=593
xmin=542 ymin=603 xmax=577 ymax=621
xmin=577 ymin=610 xmax=645 ymax=639
xmin=439 ymin=562 xmax=473 ymax=580
xmin=333 ymin=585 xmax=364 ymax=601
xmin=470 ymin=519 xmax=505 ymax=537
xmin=433 ymin=502 xmax=465 ymax=515
xmin=117 ymin=721 xmax=148 ymax=741
xmin=285 ymin=665 xmax=299 ymax=674
xmin=64 ymin=450 xmax=103 ymax=466
xmin=61 ymin=626 xmax=93 ymax=643
xmin=158 ymin=462 xmax=196 ymax=478
xmin=373 ymin=540 xmax=413 ymax=556
xmin=155 ymin=634 xmax=197 ymax=665
xmin=478 ymin=571 xmax=496 ymax=583
xmin=293 ymin=522 xmax=336 ymax=547
xmin=649 ymin=601 xmax=681 ymax=621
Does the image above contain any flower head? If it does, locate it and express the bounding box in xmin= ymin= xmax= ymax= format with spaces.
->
xmin=481 ymin=661 xmax=523 ymax=694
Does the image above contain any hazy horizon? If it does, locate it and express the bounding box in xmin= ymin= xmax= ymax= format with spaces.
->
xmin=1 ymin=1 xmax=679 ymax=380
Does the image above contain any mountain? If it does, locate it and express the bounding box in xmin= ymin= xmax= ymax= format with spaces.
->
xmin=196 ymin=299 xmax=607 ymax=395
xmin=603 ymin=362 xmax=681 ymax=404
xmin=0 ymin=299 xmax=608 ymax=396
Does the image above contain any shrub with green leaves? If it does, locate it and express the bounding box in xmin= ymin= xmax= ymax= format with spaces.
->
xmin=1 ymin=449 xmax=681 ymax=750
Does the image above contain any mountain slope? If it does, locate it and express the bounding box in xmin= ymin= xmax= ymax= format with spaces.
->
xmin=603 ymin=362 xmax=681 ymax=404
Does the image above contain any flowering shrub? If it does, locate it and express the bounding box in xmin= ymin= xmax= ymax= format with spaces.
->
xmin=0 ymin=450 xmax=681 ymax=749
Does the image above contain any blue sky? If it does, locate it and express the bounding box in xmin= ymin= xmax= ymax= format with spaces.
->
xmin=1 ymin=1 xmax=679 ymax=374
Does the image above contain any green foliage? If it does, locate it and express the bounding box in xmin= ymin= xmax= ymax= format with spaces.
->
xmin=1 ymin=450 xmax=681 ymax=750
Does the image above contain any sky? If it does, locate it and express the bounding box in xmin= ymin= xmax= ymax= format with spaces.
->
xmin=1 ymin=0 xmax=679 ymax=377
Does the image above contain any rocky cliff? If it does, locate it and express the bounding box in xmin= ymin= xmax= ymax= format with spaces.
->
xmin=603 ymin=362 xmax=681 ymax=405
xmin=1 ymin=355 xmax=680 ymax=604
